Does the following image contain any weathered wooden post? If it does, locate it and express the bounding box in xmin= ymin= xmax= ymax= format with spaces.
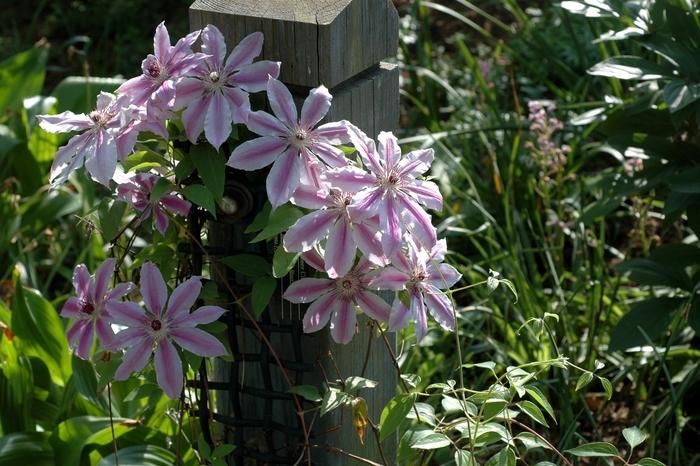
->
xmin=189 ymin=1 xmax=400 ymax=465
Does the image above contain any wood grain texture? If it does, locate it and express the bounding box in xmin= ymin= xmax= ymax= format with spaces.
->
xmin=190 ymin=0 xmax=398 ymax=87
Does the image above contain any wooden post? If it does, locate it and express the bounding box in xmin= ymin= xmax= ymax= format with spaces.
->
xmin=190 ymin=1 xmax=400 ymax=464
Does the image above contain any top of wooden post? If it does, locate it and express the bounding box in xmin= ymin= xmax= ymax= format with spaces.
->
xmin=190 ymin=0 xmax=398 ymax=88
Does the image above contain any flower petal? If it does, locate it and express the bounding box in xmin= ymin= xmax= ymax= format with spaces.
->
xmin=105 ymin=301 xmax=147 ymax=327
xmin=347 ymin=123 xmax=382 ymax=174
xmin=61 ymin=297 xmax=83 ymax=318
xmin=283 ymin=278 xmax=333 ymax=304
xmin=380 ymin=194 xmax=403 ymax=258
xmin=301 ymin=250 xmax=326 ymax=272
xmin=323 ymin=166 xmax=375 ymax=192
xmin=354 ymin=290 xmax=391 ymax=322
xmin=404 ymin=180 xmax=443 ymax=211
xmin=330 ymin=298 xmax=356 ymax=344
xmin=388 ymin=298 xmax=411 ymax=331
xmin=314 ymin=121 xmax=350 ymax=145
xmin=201 ymin=24 xmax=226 ymax=69
xmin=284 ymin=210 xmax=337 ymax=252
xmin=377 ymin=131 xmax=401 ymax=171
xmin=154 ymin=339 xmax=183 ymax=399
xmin=223 ymin=87 xmax=250 ymax=124
xmin=114 ymin=336 xmax=153 ymax=380
xmin=37 ymin=112 xmax=92 ymax=133
xmin=91 ymin=258 xmax=116 ymax=303
xmin=153 ymin=22 xmax=171 ymax=61
xmin=290 ymin=185 xmax=330 ymax=209
xmin=302 ymin=292 xmax=338 ymax=333
xmin=300 ymin=85 xmax=331 ymax=130
xmin=246 ymin=111 xmax=289 ymax=137
xmin=266 ymin=77 xmax=297 ymax=128
xmin=171 ymin=327 xmax=226 ymax=357
xmin=140 ymin=262 xmax=167 ymax=316
xmin=311 ymin=142 xmax=347 ymax=168
xmin=166 ymin=276 xmax=202 ymax=322
xmin=66 ymin=321 xmax=89 ymax=359
xmin=84 ymin=129 xmax=117 ymax=186
xmin=49 ymin=133 xmax=90 ymax=186
xmin=72 ymin=264 xmax=91 ymax=298
xmin=113 ymin=327 xmax=149 ymax=348
xmin=154 ymin=207 xmax=169 ymax=235
xmin=173 ymin=77 xmax=204 ymax=110
xmin=427 ymin=263 xmax=461 ymax=289
xmin=397 ymin=194 xmax=437 ymax=251
xmin=368 ymin=267 xmax=409 ymax=291
xmin=173 ymin=305 xmax=226 ymax=327
xmin=204 ymin=91 xmax=232 ymax=150
xmin=227 ymin=136 xmax=287 ymax=171
xmin=352 ymin=221 xmax=388 ymax=266
xmin=231 ymin=60 xmax=281 ymax=93
xmin=76 ymin=321 xmax=95 ymax=360
xmin=160 ymin=195 xmax=191 ymax=216
xmin=412 ymin=294 xmax=428 ymax=343
xmin=225 ymin=31 xmax=264 ymax=72
xmin=347 ymin=187 xmax=382 ymax=222
xmin=397 ymin=148 xmax=434 ymax=177
xmin=182 ymin=93 xmax=210 ymax=143
xmin=324 ymin=218 xmax=355 ymax=279
xmin=422 ymin=285 xmax=456 ymax=331
xmin=95 ymin=318 xmax=116 ymax=350
xmin=266 ymin=147 xmax=301 ymax=208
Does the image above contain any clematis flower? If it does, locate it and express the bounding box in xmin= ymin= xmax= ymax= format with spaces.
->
xmin=106 ymin=262 xmax=226 ymax=399
xmin=369 ymin=239 xmax=461 ymax=342
xmin=38 ymin=92 xmax=136 ymax=186
xmin=117 ymin=22 xmax=205 ymax=113
xmin=116 ymin=173 xmax=191 ymax=235
xmin=227 ymin=76 xmax=350 ymax=208
xmin=284 ymin=184 xmax=387 ymax=279
xmin=283 ymin=253 xmax=391 ymax=344
xmin=174 ymin=25 xmax=280 ymax=150
xmin=61 ymin=259 xmax=134 ymax=359
xmin=324 ymin=125 xmax=442 ymax=257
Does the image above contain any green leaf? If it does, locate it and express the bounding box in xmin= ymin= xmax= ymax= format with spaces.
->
xmin=515 ymin=432 xmax=553 ymax=451
xmin=174 ymin=155 xmax=195 ymax=181
xmin=250 ymin=204 xmax=303 ymax=242
xmin=245 ymin=202 xmax=271 ymax=233
xmin=481 ymin=398 xmax=508 ymax=421
xmin=198 ymin=433 xmax=211 ymax=460
xmin=380 ymin=393 xmax=416 ymax=441
xmin=51 ymin=76 xmax=124 ymax=114
xmin=576 ymin=372 xmax=594 ymax=392
xmin=0 ymin=432 xmax=53 ymax=466
xmin=588 ymin=56 xmax=672 ymax=80
xmin=273 ymin=244 xmax=301 ymax=278
xmin=411 ymin=432 xmax=451 ymax=450
xmin=565 ymin=442 xmax=619 ymax=457
xmin=0 ymin=48 xmax=48 ymax=113
xmin=524 ymin=386 xmax=556 ymax=421
xmin=320 ymin=388 xmax=348 ymax=417
xmin=600 ymin=377 xmax=614 ymax=400
xmin=219 ymin=254 xmax=271 ymax=277
xmin=455 ymin=450 xmax=476 ymax=466
xmin=212 ymin=444 xmax=235 ymax=459
xmin=616 ymin=258 xmax=692 ymax=290
xmin=345 ymin=376 xmax=379 ymax=392
xmin=96 ymin=445 xmax=176 ymax=466
xmin=622 ymin=426 xmax=646 ymax=450
xmin=50 ymin=416 xmax=127 ymax=466
xmin=183 ymin=184 xmax=217 ymax=217
xmin=251 ymin=277 xmax=277 ymax=317
xmin=518 ymin=400 xmax=548 ymax=427
xmin=667 ymin=166 xmax=700 ymax=194
xmin=149 ymin=177 xmax=174 ymax=203
xmin=663 ymin=80 xmax=700 ymax=113
xmin=287 ymin=385 xmax=322 ymax=402
xmin=98 ymin=199 xmax=127 ymax=242
xmin=190 ymin=144 xmax=226 ymax=201
xmin=609 ymin=297 xmax=686 ymax=351
xmin=638 ymin=458 xmax=665 ymax=466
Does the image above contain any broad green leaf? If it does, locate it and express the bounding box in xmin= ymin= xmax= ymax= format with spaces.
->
xmin=183 ymin=184 xmax=217 ymax=217
xmin=198 ymin=433 xmax=211 ymax=460
xmin=0 ymin=432 xmax=53 ymax=466
xmin=0 ymin=335 xmax=33 ymax=433
xmin=411 ymin=432 xmax=451 ymax=450
xmin=345 ymin=376 xmax=379 ymax=392
xmin=380 ymin=393 xmax=416 ymax=441
xmin=51 ymin=76 xmax=124 ymax=113
xmin=515 ymin=432 xmax=553 ymax=451
xmin=250 ymin=204 xmax=303 ymax=242
xmin=455 ymin=450 xmax=476 ymax=466
xmin=638 ymin=458 xmax=665 ymax=466
xmin=616 ymin=258 xmax=692 ymax=290
xmin=98 ymin=199 xmax=127 ymax=242
xmin=191 ymin=144 xmax=226 ymax=201
xmin=287 ymin=385 xmax=322 ymax=402
xmin=524 ymin=386 xmax=556 ymax=421
xmin=609 ymin=297 xmax=686 ymax=351
xmin=0 ymin=48 xmax=47 ymax=113
xmin=576 ymin=372 xmax=594 ymax=392
xmin=149 ymin=177 xmax=174 ymax=203
xmin=272 ymin=244 xmax=300 ymax=278
xmin=71 ymin=355 xmax=107 ymax=412
xmin=320 ymin=387 xmax=347 ymax=417
xmin=481 ymin=398 xmax=508 ymax=421
xmin=565 ymin=442 xmax=619 ymax=457
xmin=663 ymin=80 xmax=700 ymax=113
xmin=50 ymin=416 xmax=127 ymax=466
xmin=667 ymin=166 xmax=700 ymax=194
xmin=600 ymin=377 xmax=614 ymax=400
xmin=588 ymin=56 xmax=672 ymax=80
xmin=251 ymin=277 xmax=277 ymax=317
xmin=219 ymin=254 xmax=271 ymax=277
xmin=96 ymin=445 xmax=176 ymax=466
xmin=518 ymin=400 xmax=548 ymax=427
xmin=245 ymin=202 xmax=271 ymax=233
xmin=212 ymin=444 xmax=235 ymax=459
xmin=622 ymin=426 xmax=646 ymax=450
xmin=406 ymin=402 xmax=437 ymax=426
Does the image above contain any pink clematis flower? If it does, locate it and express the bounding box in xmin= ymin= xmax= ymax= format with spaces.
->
xmin=61 ymin=258 xmax=134 ymax=359
xmin=369 ymin=239 xmax=461 ymax=342
xmin=116 ymin=173 xmax=191 ymax=235
xmin=174 ymin=25 xmax=280 ymax=150
xmin=38 ymin=92 xmax=136 ymax=186
xmin=324 ymin=125 xmax=442 ymax=258
xmin=227 ymin=76 xmax=349 ymax=208
xmin=117 ymin=22 xmax=205 ymax=113
xmin=106 ymin=262 xmax=226 ymax=399
xmin=284 ymin=184 xmax=387 ymax=279
xmin=283 ymin=253 xmax=391 ymax=344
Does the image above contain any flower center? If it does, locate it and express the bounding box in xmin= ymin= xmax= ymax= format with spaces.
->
xmin=147 ymin=62 xmax=161 ymax=78
xmin=209 ymin=71 xmax=220 ymax=82
xmin=330 ymin=190 xmax=353 ymax=210
xmin=150 ymin=319 xmax=162 ymax=331
xmin=379 ymin=171 xmax=402 ymax=191
xmin=335 ymin=274 xmax=361 ymax=298
xmin=289 ymin=129 xmax=309 ymax=148
xmin=81 ymin=301 xmax=95 ymax=315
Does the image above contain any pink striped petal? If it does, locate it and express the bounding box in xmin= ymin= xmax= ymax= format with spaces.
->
xmin=301 ymin=250 xmax=326 ymax=272
xmin=398 ymin=149 xmax=434 ymax=177
xmin=347 ymin=124 xmax=382 ymax=174
xmin=85 ymin=129 xmax=117 ymax=186
xmin=171 ymin=327 xmax=226 ymax=357
xmin=283 ymin=278 xmax=333 ymax=304
xmin=347 ymin=187 xmax=382 ymax=222
xmin=95 ymin=318 xmax=116 ymax=350
xmin=116 ymin=125 xmax=138 ymax=160
xmin=61 ymin=297 xmax=83 ymax=318
xmin=324 ymin=219 xmax=355 ymax=279
xmin=173 ymin=305 xmax=226 ymax=327
xmin=160 ymin=195 xmax=191 ymax=216
xmin=398 ymin=195 xmax=437 ymax=251
xmin=166 ymin=277 xmax=201 ymax=322
xmin=377 ymin=131 xmax=401 ymax=171
xmin=246 ymin=111 xmax=289 ymax=137
xmin=290 ymin=185 xmax=330 ymax=209
xmin=201 ymin=25 xmax=226 ymax=69
xmin=105 ymin=301 xmax=146 ymax=327
xmin=352 ymin=221 xmax=388 ymax=266
xmin=155 ymin=339 xmax=183 ymax=399
xmin=73 ymin=264 xmax=91 ymax=298
xmin=182 ymin=93 xmax=210 ymax=143
xmin=324 ymin=166 xmax=375 ymax=192
xmin=427 ymin=263 xmax=461 ymax=289
xmin=222 ymin=87 xmax=250 ymax=124
xmin=154 ymin=207 xmax=169 ymax=234
xmin=153 ymin=22 xmax=171 ymax=61
xmin=404 ymin=180 xmax=443 ymax=211
xmin=173 ymin=77 xmax=204 ymax=109
xmin=300 ymin=85 xmax=332 ymax=130
xmin=76 ymin=321 xmax=95 ymax=360
xmin=311 ymin=142 xmax=347 ymax=168
xmin=37 ymin=112 xmax=92 ymax=133
xmin=313 ymin=121 xmax=350 ymax=145
xmin=354 ymin=290 xmax=391 ymax=322
xmin=49 ymin=133 xmax=90 ymax=186
xmin=266 ymin=148 xmax=302 ymax=208
xmin=423 ymin=285 xmax=456 ymax=331
xmin=204 ymin=92 xmax=232 ymax=150
xmin=302 ymin=292 xmax=338 ymax=333
xmin=368 ymin=267 xmax=409 ymax=291
xmin=232 ymin=60 xmax=281 ymax=93
xmin=388 ymin=298 xmax=410 ymax=331
xmin=92 ymin=258 xmax=116 ymax=303
xmin=114 ymin=336 xmax=153 ymax=380
xmin=227 ymin=136 xmax=287 ymax=170
xmin=380 ymin=194 xmax=403 ymax=258
xmin=284 ymin=210 xmax=337 ymax=252
xmin=66 ymin=321 xmax=89 ymax=358
xmin=412 ymin=294 xmax=429 ymax=343
xmin=225 ymin=31 xmax=264 ymax=72
xmin=330 ymin=298 xmax=356 ymax=344
xmin=430 ymin=239 xmax=448 ymax=262
xmin=140 ymin=262 xmax=167 ymax=316
xmin=113 ymin=327 xmax=149 ymax=348
xmin=266 ymin=77 xmax=297 ymax=128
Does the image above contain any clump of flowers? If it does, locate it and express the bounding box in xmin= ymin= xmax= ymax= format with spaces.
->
xmin=526 ymin=100 xmax=570 ymax=181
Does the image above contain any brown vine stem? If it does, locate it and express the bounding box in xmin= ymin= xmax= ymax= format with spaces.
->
xmin=170 ymin=214 xmax=312 ymax=466
xmin=309 ymin=444 xmax=383 ymax=466
xmin=107 ymin=383 xmax=119 ymax=466
xmin=369 ymin=417 xmax=389 ymax=466
xmin=506 ymin=418 xmax=573 ymax=466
